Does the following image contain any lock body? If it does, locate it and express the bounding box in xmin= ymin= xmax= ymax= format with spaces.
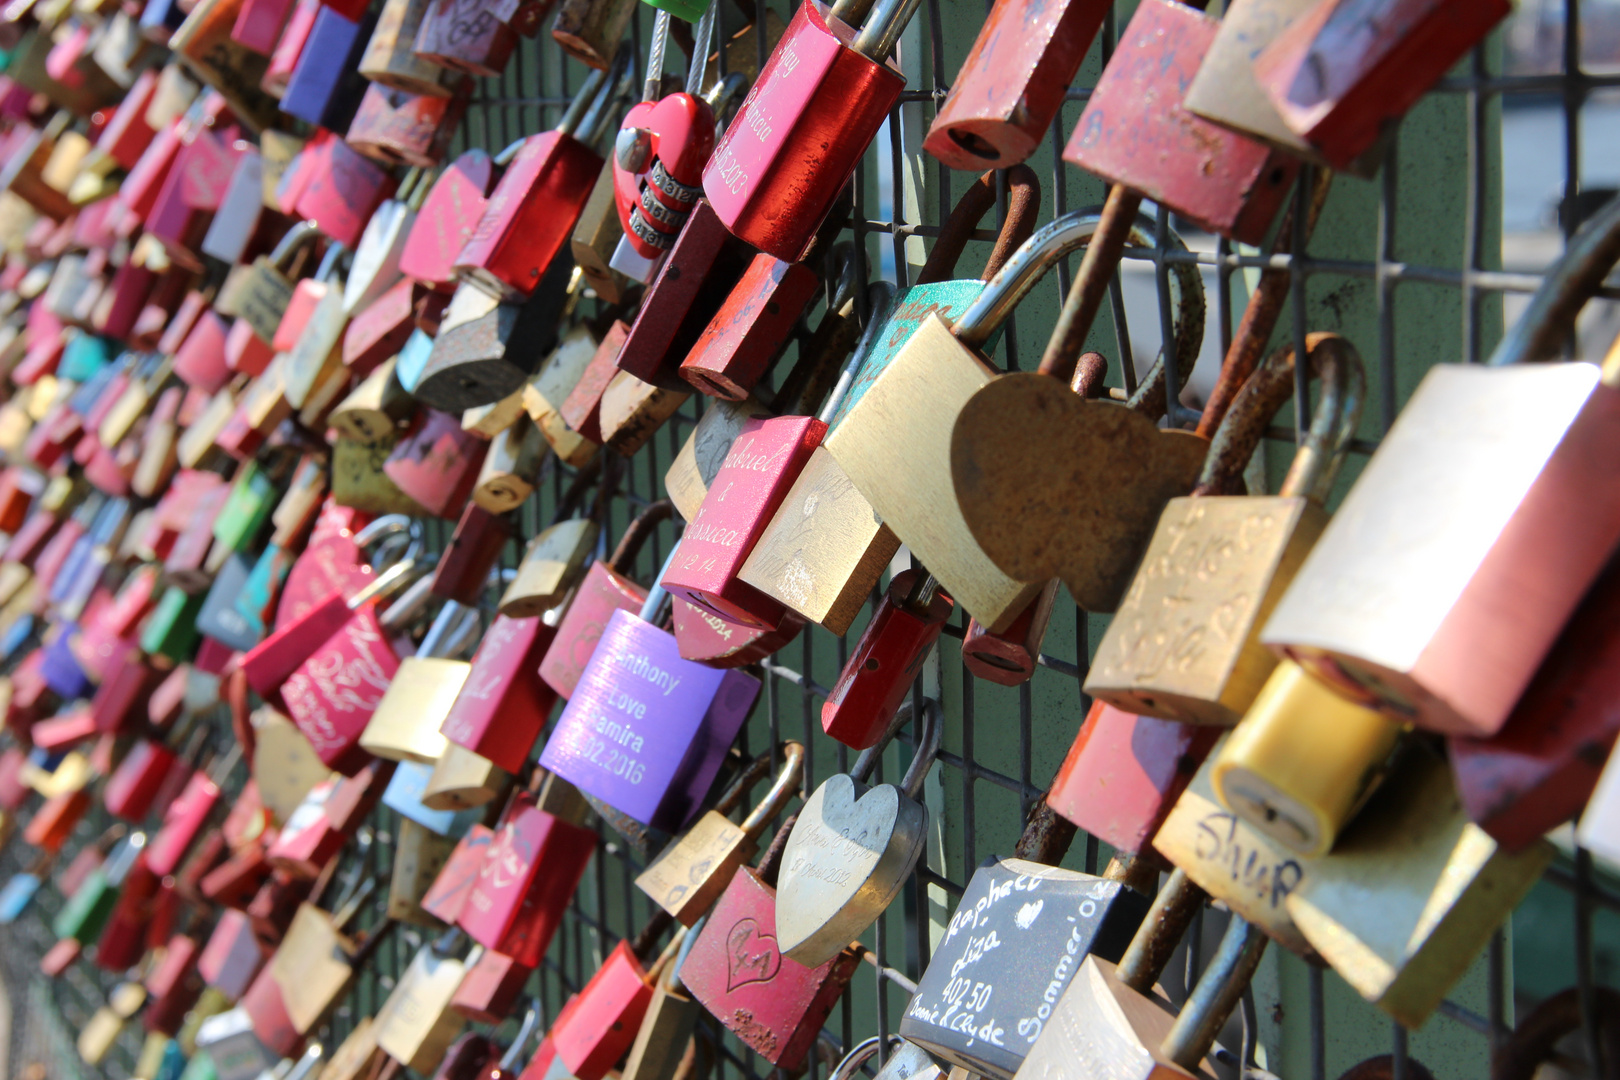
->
xmin=455 ymin=132 xmax=602 ymax=302
xmin=552 ymin=941 xmax=654 ymax=1080
xmin=683 ymin=866 xmax=862 ymax=1070
xmin=500 ymin=518 xmax=599 ymax=618
xmin=402 ymin=151 xmax=496 ymax=290
xmin=612 ymin=92 xmax=716 ymax=267
xmin=899 ymin=858 xmax=1149 ymax=1080
xmin=283 ymin=607 xmax=403 ymax=776
xmin=422 ymin=824 xmax=496 ymax=924
xmin=671 ymin=595 xmax=806 ymax=668
xmin=451 ymin=947 xmax=534 ymax=1022
xmin=637 ymin=809 xmax=759 ymax=926
xmin=1048 ymin=699 xmax=1220 ymax=857
xmin=924 ymin=0 xmax=1109 ymax=170
xmin=703 ymin=0 xmax=903 ymax=261
xmin=680 ymin=254 xmax=819 ymax=400
xmin=441 ymin=614 xmax=560 ymax=773
xmin=361 ymin=0 xmax=458 ymax=96
xmin=539 ymin=609 xmax=760 ymax=831
xmin=383 ymin=409 xmax=489 ymax=517
xmin=821 ymin=569 xmax=952 ymax=750
xmin=348 ymin=83 xmax=470 ymax=167
xmin=281 ymin=6 xmax=378 ymax=134
xmin=414 ymin=0 xmax=521 ymax=77
xmin=418 ymin=260 xmax=574 ymax=411
xmin=539 ymin=562 xmax=646 ymax=699
xmin=1087 ymin=495 xmax=1328 ymax=725
xmin=459 ymin=794 xmax=597 ymax=965
xmin=360 ymin=657 xmax=472 ymax=764
xmin=1262 ymin=363 xmax=1620 ymax=738
xmin=1063 ymin=0 xmax=1298 ymax=245
xmin=661 ymin=415 xmax=827 ymax=629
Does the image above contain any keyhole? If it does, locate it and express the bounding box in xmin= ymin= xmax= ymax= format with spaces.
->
xmin=864 ymin=657 xmax=880 ymax=671
xmin=949 ymin=127 xmax=1000 ymax=161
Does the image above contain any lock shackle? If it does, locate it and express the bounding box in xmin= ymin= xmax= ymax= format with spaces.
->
xmin=103 ymin=831 xmax=147 ymax=886
xmin=703 ymin=71 xmax=749 ymax=120
xmin=494 ymin=138 xmax=530 ymax=167
xmin=609 ymin=498 xmax=676 ymax=575
xmin=1492 ymin=192 xmax=1620 ymax=369
xmin=314 ymin=242 xmax=349 ymax=284
xmin=285 ymin=1043 xmax=325 ymax=1080
xmin=1160 ymin=916 xmax=1267 ymax=1072
xmin=350 ymin=557 xmax=427 ymax=615
xmin=955 ymin=205 xmax=1200 ymax=361
xmin=773 ymin=245 xmax=869 ymax=417
xmin=356 ymin=514 xmax=425 ymax=563
xmin=739 ymin=741 xmax=806 ymax=834
xmin=1115 ymin=867 xmax=1207 ymax=995
xmin=550 ymin=454 xmax=605 ymax=527
xmin=430 ymin=924 xmax=467 ymax=958
xmin=1492 ymin=986 xmax=1620 ymax=1080
xmin=639 ymin=544 xmax=682 ymax=624
xmin=917 ymin=166 xmax=1041 ymax=288
xmin=824 ymin=242 xmax=861 ymax=315
xmin=686 ymin=0 xmax=718 ymax=97
xmin=267 ymin=221 xmax=323 ymax=274
xmin=376 ymin=570 xmax=436 ymax=628
xmin=1194 ymin=332 xmax=1365 ymax=501
xmin=819 ymin=281 xmax=897 ymax=423
xmin=405 ymin=168 xmax=437 ymax=213
xmin=851 ymin=0 xmax=922 ymax=62
xmin=418 ymin=599 xmax=472 ymax=657
xmin=393 ymin=167 xmax=426 ymax=207
xmin=828 ymin=1036 xmax=896 ymax=1080
xmin=498 ymin=1001 xmax=544 ymax=1072
xmin=329 ymin=874 xmax=377 ymax=933
xmin=578 ymin=45 xmax=636 ymax=150
xmin=557 ymin=65 xmax=612 ymax=140
xmin=850 ymin=697 xmax=941 ymax=800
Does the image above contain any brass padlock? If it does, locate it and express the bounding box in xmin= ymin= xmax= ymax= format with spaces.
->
xmin=499 ymin=509 xmax=600 ymax=618
xmin=599 ymin=369 xmax=690 ymax=457
xmin=473 ymin=414 xmax=549 ymax=514
xmin=373 ymin=929 xmax=474 ymax=1074
xmin=570 ymin=163 xmax=636 ymax=304
xmin=1085 ymin=334 xmax=1366 ymax=725
xmin=329 ymin=356 xmax=414 ymax=444
xmin=522 ymin=321 xmax=603 ymax=467
xmin=422 ymin=741 xmax=511 ymax=811
xmin=637 ymin=742 xmax=804 ymax=926
xmin=238 ymin=221 xmax=324 ymax=347
xmin=358 ymin=600 xmax=481 ymax=763
xmin=390 ymin=816 xmax=460 ymax=925
xmin=168 ymin=0 xmax=280 ymax=131
xmin=360 ymin=0 xmax=459 ymax=97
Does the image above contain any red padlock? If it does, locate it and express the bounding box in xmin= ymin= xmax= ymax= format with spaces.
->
xmin=550 ymin=938 xmax=661 ymax=1080
xmin=144 ymin=930 xmax=206 ymax=1035
xmin=679 ymin=254 xmax=820 ymax=400
xmin=174 ymin=309 xmax=235 ymax=393
xmin=103 ymin=736 xmax=182 ymax=820
xmin=293 ymin=133 xmax=399 ymax=248
xmin=671 ymin=597 xmax=805 ymax=669
xmin=97 ymin=67 xmax=161 ymax=170
xmin=421 ymin=823 xmax=496 ymax=924
xmin=440 ymin=613 xmax=558 ymax=773
xmin=23 ymin=788 xmax=92 ymax=852
xmin=400 ymin=150 xmax=496 ymax=292
xmin=559 ymin=320 xmax=630 ymax=444
xmin=382 ymin=409 xmax=488 ymax=519
xmin=702 ymin=0 xmax=914 ymax=260
xmin=263 ymin=0 xmax=323 ymax=96
xmin=199 ymin=907 xmax=272 ymax=999
xmin=431 ymin=503 xmax=513 ymax=606
xmin=413 ymin=0 xmax=525 ymax=77
xmin=347 ymin=81 xmax=471 ymax=168
xmin=819 ymin=569 xmax=952 ymax=750
xmin=453 ymin=63 xmax=622 ymax=302
xmin=452 ymin=950 xmax=535 ymax=1024
xmin=342 ymin=275 xmax=420 ymax=376
xmin=661 ymin=414 xmax=826 ymax=629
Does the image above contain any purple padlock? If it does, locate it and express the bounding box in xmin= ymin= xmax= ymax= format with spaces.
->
xmin=41 ymin=627 xmax=92 ymax=700
xmin=280 ymin=5 xmax=379 ymax=135
xmin=539 ymin=550 xmax=759 ymax=833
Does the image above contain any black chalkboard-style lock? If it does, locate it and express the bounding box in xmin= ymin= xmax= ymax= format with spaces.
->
xmin=899 ymin=857 xmax=1151 ymax=1080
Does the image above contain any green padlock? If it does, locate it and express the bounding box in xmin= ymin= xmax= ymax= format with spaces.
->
xmin=52 ymin=834 xmax=145 ymax=943
xmin=141 ymin=587 xmax=206 ymax=662
xmin=212 ymin=461 xmax=282 ymax=554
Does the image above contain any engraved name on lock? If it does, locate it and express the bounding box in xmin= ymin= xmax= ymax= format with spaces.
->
xmin=283 ymin=619 xmax=396 ymax=752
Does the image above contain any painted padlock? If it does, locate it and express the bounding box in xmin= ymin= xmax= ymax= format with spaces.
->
xmin=360 ymin=0 xmax=460 ymax=96
xmin=458 ymin=786 xmax=598 ymax=966
xmin=382 ymin=408 xmax=489 ymax=518
xmin=440 ymin=611 xmax=562 ymax=774
xmin=281 ymin=4 xmax=380 ymax=136
xmin=923 ymin=0 xmax=1108 ymax=169
xmin=539 ymin=498 xmax=675 ymax=699
xmin=539 ymin=551 xmax=761 ymax=833
xmin=413 ymin=0 xmax=528 ymax=78
xmin=682 ymin=818 xmax=863 ymax=1071
xmin=775 ymin=699 xmax=939 ymax=966
xmin=820 ymin=569 xmax=952 ymax=750
xmin=347 ymin=81 xmax=471 ymax=168
xmin=1085 ymin=334 xmax=1366 ymax=726
xmin=400 ymin=150 xmax=497 ymax=292
xmin=454 ymin=60 xmax=624 ymax=303
xmin=1262 ymin=200 xmax=1620 ymax=738
xmin=550 ymin=928 xmax=683 ymax=1080
xmin=701 ymin=0 xmax=918 ymax=261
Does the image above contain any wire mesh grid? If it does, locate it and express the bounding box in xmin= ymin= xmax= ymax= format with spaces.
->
xmin=2 ymin=2 xmax=1618 ymax=1080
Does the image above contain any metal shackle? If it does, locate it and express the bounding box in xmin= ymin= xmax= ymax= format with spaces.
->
xmin=850 ymin=697 xmax=942 ymax=800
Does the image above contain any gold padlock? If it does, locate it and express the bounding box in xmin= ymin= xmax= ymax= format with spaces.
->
xmin=621 ymin=931 xmax=702 ymax=1080
xmin=390 ymin=817 xmax=460 ymax=925
xmin=523 ymin=323 xmax=603 ymax=468
xmin=600 ymin=369 xmax=691 ymax=457
xmin=359 ymin=601 xmax=481 ymax=764
xmin=1085 ymin=334 xmax=1365 ymax=726
xmin=571 ymin=163 xmax=636 ymax=305
xmin=422 ymin=741 xmax=511 ymax=811
xmin=319 ymin=1018 xmax=384 ymax=1080
xmin=331 ymin=433 xmax=433 ymax=517
xmin=175 ymin=381 xmax=243 ymax=472
xmin=463 ymin=388 xmax=528 ymax=439
xmin=272 ymin=873 xmax=383 ymax=1034
xmin=474 ymin=413 xmax=549 ymax=514
xmin=499 ymin=506 xmax=601 ymax=618
xmin=360 ymin=0 xmax=459 ymax=97
xmin=168 ymin=0 xmax=279 ymax=131
xmin=373 ymin=930 xmax=474 ymax=1074
xmin=252 ymin=705 xmax=335 ymax=825
xmin=238 ymin=221 xmax=323 ymax=346
xmin=637 ymin=742 xmax=805 ymax=926
xmin=1284 ymin=745 xmax=1552 ymax=1028
xmin=330 ymin=356 xmax=414 ymax=444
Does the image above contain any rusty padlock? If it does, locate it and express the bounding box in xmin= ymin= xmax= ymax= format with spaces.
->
xmin=361 ymin=0 xmax=461 ymax=96
xmin=347 ymin=81 xmax=472 ymax=168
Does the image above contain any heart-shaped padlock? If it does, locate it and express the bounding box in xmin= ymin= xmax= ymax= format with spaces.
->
xmin=610 ymin=85 xmax=718 ymax=281
xmin=775 ymin=698 xmax=941 ymax=967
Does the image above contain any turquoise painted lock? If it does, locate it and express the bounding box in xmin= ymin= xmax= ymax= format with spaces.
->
xmin=141 ymin=587 xmax=206 ymax=662
xmin=213 ymin=460 xmax=283 ymax=554
xmin=59 ymin=333 xmax=113 ymax=383
xmin=395 ymin=328 xmax=436 ymax=394
xmin=824 ymin=169 xmax=1039 ymax=432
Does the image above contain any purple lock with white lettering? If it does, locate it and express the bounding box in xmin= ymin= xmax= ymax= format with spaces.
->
xmin=539 ymin=553 xmax=759 ymax=833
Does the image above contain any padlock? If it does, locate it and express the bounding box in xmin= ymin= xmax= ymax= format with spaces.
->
xmin=361 ymin=0 xmax=459 ymax=95
xmin=1086 ymin=334 xmax=1365 ymax=725
xmin=52 ymin=832 xmax=146 ymax=941
xmin=197 ymin=911 xmax=271 ymax=1000
xmin=539 ymin=498 xmax=673 ymax=698
xmin=1285 ymin=746 xmax=1551 ymax=1028
xmin=416 ymin=259 xmax=577 ymax=413
xmin=145 ymin=120 xmax=247 ymax=272
xmin=524 ymin=322 xmax=606 ymax=464
xmin=571 ymin=165 xmax=637 ymax=304
xmin=1212 ymin=661 xmax=1406 ymax=858
xmin=702 ymin=0 xmax=916 ymax=260
xmin=923 ymin=0 xmax=1106 ymax=170
xmin=600 ymin=372 xmax=692 ymax=457
xmin=817 ymin=569 xmax=952 ymax=749
xmin=413 ymin=0 xmax=525 ymax=77
xmin=270 ymin=869 xmax=390 ymax=1034
xmin=281 ymin=4 xmax=379 ymax=134
xmin=293 ymin=133 xmax=400 ymax=249
xmin=539 ymin=548 xmax=761 ymax=832
xmin=1452 ymin=546 xmax=1620 ymax=851
xmin=431 ymin=503 xmax=513 ymax=606
xmin=167 ymin=0 xmax=280 ymax=131
xmin=678 ymin=254 xmax=826 ymax=401
xmin=473 ymin=415 xmax=549 ymax=513
xmin=238 ymin=221 xmax=324 ymax=347
xmin=381 ymin=408 xmax=489 ymax=518
xmin=347 ymin=81 xmax=472 ymax=168
xmin=330 ymin=359 xmax=413 ymax=444
xmin=79 ymin=985 xmax=146 ymax=1066
xmin=1016 ymin=906 xmax=1267 ymax=1080
xmin=148 ymin=747 xmax=245 ymax=876
xmin=1064 ymin=0 xmax=1300 ymax=245
xmin=682 ymin=816 xmax=863 ymax=1071
xmin=454 ymin=61 xmax=624 ymax=303
xmin=261 ymin=0 xmax=322 ymax=96
xmin=1262 ymin=200 xmax=1620 ymax=737
xmin=552 ymin=928 xmax=687 ymax=1080
xmin=499 ymin=518 xmax=600 ymax=618
xmin=401 ymin=151 xmax=498 ymax=292
xmin=1252 ymin=0 xmax=1511 ymax=172
xmin=423 ymin=742 xmax=512 ymax=811
xmin=422 ymin=823 xmax=496 ymax=924
xmin=837 ymin=206 xmax=1200 ymax=630
xmin=333 ymin=434 xmax=434 ymax=516
xmin=344 ymin=169 xmax=428 ymax=319
xmin=775 ymin=700 xmax=939 ymax=965
xmin=357 ymin=599 xmax=483 ymax=763
xmin=458 ymin=785 xmax=597 ymax=965
xmin=1152 ymin=736 xmax=1319 ymax=960
xmin=342 ymin=280 xmax=420 ymax=379
xmin=441 ymin=611 xmax=561 ymax=772
xmin=901 ymin=850 xmax=1154 ymax=1079
xmin=638 ymin=742 xmax=803 ymax=925
xmin=146 ymin=929 xmax=208 ymax=1035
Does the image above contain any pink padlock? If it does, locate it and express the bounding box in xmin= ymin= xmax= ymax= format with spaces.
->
xmin=174 ymin=310 xmax=234 ymax=393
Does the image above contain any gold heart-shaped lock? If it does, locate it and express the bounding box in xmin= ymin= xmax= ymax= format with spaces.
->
xmin=775 ymin=699 xmax=940 ymax=967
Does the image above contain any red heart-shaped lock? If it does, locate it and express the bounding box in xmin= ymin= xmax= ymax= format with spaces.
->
xmin=612 ymin=93 xmax=716 ymax=262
